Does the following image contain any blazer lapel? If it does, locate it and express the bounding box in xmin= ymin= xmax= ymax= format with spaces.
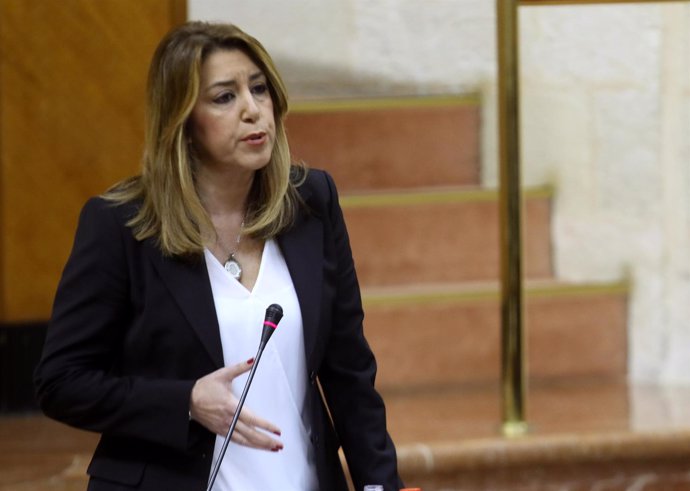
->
xmin=278 ymin=208 xmax=323 ymax=367
xmin=146 ymin=242 xmax=224 ymax=369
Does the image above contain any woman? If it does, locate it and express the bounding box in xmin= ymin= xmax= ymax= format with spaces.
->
xmin=34 ymin=21 xmax=402 ymax=491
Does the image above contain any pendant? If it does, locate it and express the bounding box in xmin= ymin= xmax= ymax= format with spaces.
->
xmin=224 ymin=255 xmax=242 ymax=280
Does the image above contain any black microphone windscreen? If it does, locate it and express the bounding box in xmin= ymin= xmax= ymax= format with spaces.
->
xmin=265 ymin=304 xmax=283 ymax=325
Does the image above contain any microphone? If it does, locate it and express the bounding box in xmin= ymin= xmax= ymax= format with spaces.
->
xmin=259 ymin=303 xmax=283 ymax=349
xmin=206 ymin=303 xmax=284 ymax=491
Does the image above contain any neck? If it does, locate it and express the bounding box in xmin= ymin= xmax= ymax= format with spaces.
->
xmin=196 ymin=167 xmax=255 ymax=217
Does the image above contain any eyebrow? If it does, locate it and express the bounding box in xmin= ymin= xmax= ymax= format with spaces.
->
xmin=205 ymin=72 xmax=266 ymax=92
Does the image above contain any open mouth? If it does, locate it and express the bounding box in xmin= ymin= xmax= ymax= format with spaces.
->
xmin=243 ymin=132 xmax=266 ymax=142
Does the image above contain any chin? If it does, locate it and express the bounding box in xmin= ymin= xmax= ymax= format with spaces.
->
xmin=240 ymin=157 xmax=272 ymax=173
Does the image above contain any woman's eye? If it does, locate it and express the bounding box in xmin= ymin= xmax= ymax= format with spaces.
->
xmin=213 ymin=92 xmax=234 ymax=104
xmin=252 ymin=83 xmax=268 ymax=96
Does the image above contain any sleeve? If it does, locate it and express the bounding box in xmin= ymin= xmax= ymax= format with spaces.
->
xmin=315 ymin=172 xmax=403 ymax=491
xmin=33 ymin=197 xmax=196 ymax=451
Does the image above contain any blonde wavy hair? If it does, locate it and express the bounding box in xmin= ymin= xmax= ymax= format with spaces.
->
xmin=104 ymin=21 xmax=303 ymax=257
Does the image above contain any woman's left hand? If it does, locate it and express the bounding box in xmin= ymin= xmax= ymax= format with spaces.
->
xmin=189 ymin=358 xmax=284 ymax=451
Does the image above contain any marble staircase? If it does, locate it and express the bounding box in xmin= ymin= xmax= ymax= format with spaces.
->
xmin=3 ymin=97 xmax=690 ymax=491
xmin=286 ymin=96 xmax=629 ymax=391
xmin=286 ymin=96 xmax=690 ymax=490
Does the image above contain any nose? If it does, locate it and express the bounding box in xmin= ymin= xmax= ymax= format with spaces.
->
xmin=240 ymin=90 xmax=260 ymax=122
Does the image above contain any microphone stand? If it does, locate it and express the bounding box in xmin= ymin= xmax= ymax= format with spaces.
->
xmin=206 ymin=304 xmax=282 ymax=491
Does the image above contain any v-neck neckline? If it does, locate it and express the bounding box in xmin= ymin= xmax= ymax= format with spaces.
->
xmin=204 ymin=240 xmax=269 ymax=295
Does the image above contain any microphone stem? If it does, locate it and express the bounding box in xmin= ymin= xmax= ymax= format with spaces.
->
xmin=206 ymin=340 xmax=268 ymax=491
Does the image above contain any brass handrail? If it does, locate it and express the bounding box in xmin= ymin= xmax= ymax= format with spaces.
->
xmin=496 ymin=0 xmax=527 ymax=437
xmin=496 ymin=0 xmax=690 ymax=437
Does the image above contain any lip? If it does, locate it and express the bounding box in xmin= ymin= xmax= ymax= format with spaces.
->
xmin=241 ymin=131 xmax=267 ymax=144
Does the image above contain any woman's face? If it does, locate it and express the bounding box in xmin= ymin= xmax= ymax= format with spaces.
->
xmin=188 ymin=48 xmax=275 ymax=176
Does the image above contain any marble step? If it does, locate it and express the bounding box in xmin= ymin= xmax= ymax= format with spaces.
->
xmin=286 ymin=96 xmax=480 ymax=192
xmin=382 ymin=378 xmax=690 ymax=491
xmin=363 ymin=280 xmax=628 ymax=389
xmin=342 ymin=186 xmax=553 ymax=288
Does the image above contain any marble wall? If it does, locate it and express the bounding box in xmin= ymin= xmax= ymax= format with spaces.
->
xmin=188 ymin=1 xmax=690 ymax=386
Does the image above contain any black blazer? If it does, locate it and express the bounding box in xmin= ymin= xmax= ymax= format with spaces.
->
xmin=35 ymin=169 xmax=402 ymax=491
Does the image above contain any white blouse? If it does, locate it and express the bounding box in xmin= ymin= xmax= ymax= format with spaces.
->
xmin=203 ymin=240 xmax=319 ymax=491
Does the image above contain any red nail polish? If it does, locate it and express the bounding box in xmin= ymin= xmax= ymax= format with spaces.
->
xmin=273 ymin=430 xmax=281 ymax=436
xmin=246 ymin=358 xmax=255 ymax=365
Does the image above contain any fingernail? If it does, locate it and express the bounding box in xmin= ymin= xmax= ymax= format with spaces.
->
xmin=273 ymin=430 xmax=281 ymax=436
xmin=246 ymin=358 xmax=255 ymax=365
xmin=271 ymin=445 xmax=283 ymax=452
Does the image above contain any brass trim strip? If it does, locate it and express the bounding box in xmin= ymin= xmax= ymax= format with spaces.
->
xmin=289 ymin=94 xmax=480 ymax=113
xmin=339 ymin=186 xmax=553 ymax=209
xmin=362 ymin=281 xmax=630 ymax=308
xmin=364 ymin=288 xmax=499 ymax=308
xmin=524 ymin=281 xmax=630 ymax=298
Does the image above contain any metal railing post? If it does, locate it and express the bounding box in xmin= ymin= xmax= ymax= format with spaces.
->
xmin=497 ymin=0 xmax=528 ymax=437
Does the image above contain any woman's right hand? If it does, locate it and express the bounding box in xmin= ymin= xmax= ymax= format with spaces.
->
xmin=189 ymin=358 xmax=283 ymax=451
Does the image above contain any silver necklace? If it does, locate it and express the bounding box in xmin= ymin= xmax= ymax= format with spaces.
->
xmin=221 ymin=221 xmax=244 ymax=281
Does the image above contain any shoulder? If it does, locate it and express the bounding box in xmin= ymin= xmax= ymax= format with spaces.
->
xmin=294 ymin=167 xmax=339 ymax=211
xmin=79 ymin=196 xmax=137 ymax=226
xmin=74 ymin=196 xmax=140 ymax=246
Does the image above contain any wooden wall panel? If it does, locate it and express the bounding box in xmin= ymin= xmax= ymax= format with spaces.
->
xmin=0 ymin=0 xmax=186 ymax=321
